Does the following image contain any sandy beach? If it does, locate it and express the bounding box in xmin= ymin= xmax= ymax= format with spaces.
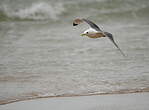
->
xmin=0 ymin=92 xmax=149 ymax=110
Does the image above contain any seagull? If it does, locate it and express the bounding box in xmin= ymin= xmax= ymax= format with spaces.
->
xmin=73 ymin=18 xmax=126 ymax=56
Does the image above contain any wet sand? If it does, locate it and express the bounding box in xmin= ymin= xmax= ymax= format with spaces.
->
xmin=0 ymin=92 xmax=149 ymax=110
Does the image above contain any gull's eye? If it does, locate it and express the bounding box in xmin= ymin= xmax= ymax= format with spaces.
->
xmin=86 ymin=32 xmax=88 ymax=34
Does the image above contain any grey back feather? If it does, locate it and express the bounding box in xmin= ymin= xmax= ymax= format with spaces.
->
xmin=82 ymin=19 xmax=102 ymax=31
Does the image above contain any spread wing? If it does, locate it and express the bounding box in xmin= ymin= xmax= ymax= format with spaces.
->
xmin=82 ymin=19 xmax=101 ymax=31
xmin=73 ymin=18 xmax=102 ymax=31
xmin=104 ymin=32 xmax=126 ymax=57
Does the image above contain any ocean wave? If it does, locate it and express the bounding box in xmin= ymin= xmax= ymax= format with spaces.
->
xmin=0 ymin=0 xmax=149 ymax=21
xmin=0 ymin=2 xmax=65 ymax=21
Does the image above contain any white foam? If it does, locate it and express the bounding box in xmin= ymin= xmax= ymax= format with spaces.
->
xmin=5 ymin=2 xmax=65 ymax=20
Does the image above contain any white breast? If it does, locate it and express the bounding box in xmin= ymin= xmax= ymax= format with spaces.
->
xmin=84 ymin=28 xmax=98 ymax=34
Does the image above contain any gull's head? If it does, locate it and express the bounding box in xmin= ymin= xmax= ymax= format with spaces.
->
xmin=73 ymin=18 xmax=83 ymax=26
xmin=81 ymin=28 xmax=97 ymax=37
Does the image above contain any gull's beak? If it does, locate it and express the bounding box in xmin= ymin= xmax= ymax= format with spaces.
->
xmin=81 ymin=33 xmax=86 ymax=36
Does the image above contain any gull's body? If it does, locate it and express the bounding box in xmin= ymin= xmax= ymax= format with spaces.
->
xmin=73 ymin=18 xmax=125 ymax=56
xmin=83 ymin=28 xmax=105 ymax=38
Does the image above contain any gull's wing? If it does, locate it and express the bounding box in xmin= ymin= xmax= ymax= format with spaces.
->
xmin=82 ymin=19 xmax=101 ymax=31
xmin=73 ymin=18 xmax=102 ymax=31
xmin=104 ymin=32 xmax=126 ymax=57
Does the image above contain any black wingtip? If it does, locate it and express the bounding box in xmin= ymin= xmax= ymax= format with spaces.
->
xmin=73 ymin=23 xmax=78 ymax=26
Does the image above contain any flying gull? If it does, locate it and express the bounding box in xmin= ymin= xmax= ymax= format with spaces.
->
xmin=73 ymin=18 xmax=125 ymax=56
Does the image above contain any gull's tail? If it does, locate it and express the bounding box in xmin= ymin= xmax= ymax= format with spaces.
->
xmin=104 ymin=32 xmax=126 ymax=57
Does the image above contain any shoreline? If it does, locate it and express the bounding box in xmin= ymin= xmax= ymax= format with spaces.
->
xmin=1 ymin=88 xmax=149 ymax=105
xmin=0 ymin=92 xmax=149 ymax=110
